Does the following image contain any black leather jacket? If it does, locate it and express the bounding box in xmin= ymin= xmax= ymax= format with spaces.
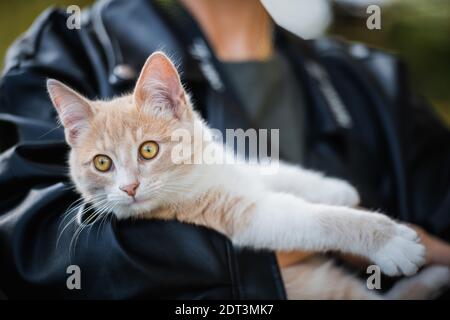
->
xmin=1 ymin=0 xmax=449 ymax=299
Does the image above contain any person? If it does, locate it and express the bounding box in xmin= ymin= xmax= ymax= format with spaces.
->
xmin=0 ymin=0 xmax=449 ymax=299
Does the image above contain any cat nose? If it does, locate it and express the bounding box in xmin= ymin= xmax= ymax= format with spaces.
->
xmin=119 ymin=182 xmax=140 ymax=197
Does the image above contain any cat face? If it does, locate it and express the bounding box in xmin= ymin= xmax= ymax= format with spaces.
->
xmin=48 ymin=52 xmax=198 ymax=219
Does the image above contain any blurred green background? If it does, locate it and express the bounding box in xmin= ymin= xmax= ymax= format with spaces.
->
xmin=0 ymin=0 xmax=449 ymax=125
xmin=330 ymin=0 xmax=450 ymax=126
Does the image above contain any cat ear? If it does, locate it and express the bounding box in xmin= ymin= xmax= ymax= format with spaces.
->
xmin=134 ymin=52 xmax=188 ymax=119
xmin=47 ymin=79 xmax=93 ymax=146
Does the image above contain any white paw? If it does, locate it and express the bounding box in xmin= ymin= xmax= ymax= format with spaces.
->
xmin=323 ymin=179 xmax=360 ymax=207
xmin=371 ymin=224 xmax=426 ymax=276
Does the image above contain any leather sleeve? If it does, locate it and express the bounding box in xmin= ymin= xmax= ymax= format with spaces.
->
xmin=397 ymin=65 xmax=450 ymax=237
xmin=309 ymin=37 xmax=450 ymax=239
xmin=0 ymin=6 xmax=285 ymax=299
xmin=353 ymin=43 xmax=450 ymax=237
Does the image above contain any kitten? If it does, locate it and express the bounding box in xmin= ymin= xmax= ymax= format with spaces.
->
xmin=47 ymin=52 xmax=449 ymax=299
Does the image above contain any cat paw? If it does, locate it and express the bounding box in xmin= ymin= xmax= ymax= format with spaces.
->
xmin=370 ymin=224 xmax=426 ymax=277
xmin=322 ymin=179 xmax=360 ymax=207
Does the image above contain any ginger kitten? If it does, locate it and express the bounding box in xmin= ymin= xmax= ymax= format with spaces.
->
xmin=47 ymin=52 xmax=449 ymax=299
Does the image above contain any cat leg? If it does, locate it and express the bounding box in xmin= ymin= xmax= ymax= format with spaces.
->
xmin=281 ymin=256 xmax=380 ymax=300
xmin=252 ymin=162 xmax=360 ymax=207
xmin=232 ymin=192 xmax=425 ymax=277
xmin=384 ymin=265 xmax=450 ymax=300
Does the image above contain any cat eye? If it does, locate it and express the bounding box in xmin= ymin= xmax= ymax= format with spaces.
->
xmin=93 ymin=155 xmax=112 ymax=172
xmin=139 ymin=141 xmax=159 ymax=160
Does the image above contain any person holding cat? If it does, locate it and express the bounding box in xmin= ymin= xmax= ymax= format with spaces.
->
xmin=0 ymin=0 xmax=449 ymax=299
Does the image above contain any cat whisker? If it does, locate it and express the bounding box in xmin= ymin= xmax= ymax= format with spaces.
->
xmin=37 ymin=124 xmax=62 ymax=140
xmin=58 ymin=197 xmax=110 ymax=251
xmin=57 ymin=200 xmax=100 ymax=241
xmin=96 ymin=202 xmax=120 ymax=239
xmin=58 ymin=196 xmax=101 ymax=228
xmin=68 ymin=206 xmax=104 ymax=259
xmin=139 ymin=185 xmax=162 ymax=197
xmin=81 ymin=200 xmax=120 ymax=246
